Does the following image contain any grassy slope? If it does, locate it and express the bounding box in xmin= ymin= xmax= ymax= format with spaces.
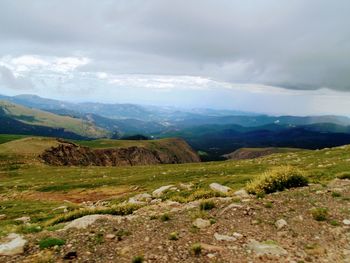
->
xmin=1 ymin=135 xmax=350 ymax=235
xmin=0 ymin=101 xmax=108 ymax=138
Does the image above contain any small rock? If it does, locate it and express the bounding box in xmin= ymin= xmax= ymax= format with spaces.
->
xmin=14 ymin=216 xmax=30 ymax=224
xmin=152 ymin=185 xmax=175 ymax=197
xmin=343 ymin=219 xmax=350 ymax=225
xmin=275 ymin=219 xmax=287 ymax=230
xmin=246 ymin=240 xmax=288 ymax=256
xmin=234 ymin=189 xmax=249 ymax=198
xmin=201 ymin=243 xmax=225 ymax=252
xmin=179 ymin=183 xmax=193 ymax=190
xmin=214 ymin=233 xmax=237 ymax=242
xmin=193 ymin=218 xmax=211 ymax=229
xmin=105 ymin=234 xmax=116 ymax=239
xmin=209 ymin=183 xmax=231 ymax=194
xmin=0 ymin=214 xmax=6 ymax=220
xmin=0 ymin=233 xmax=27 ymax=256
xmin=207 ymin=253 xmax=216 ymax=259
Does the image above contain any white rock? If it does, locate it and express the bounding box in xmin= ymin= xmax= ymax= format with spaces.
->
xmin=14 ymin=216 xmax=30 ymax=224
xmin=105 ymin=234 xmax=116 ymax=239
xmin=209 ymin=183 xmax=231 ymax=194
xmin=152 ymin=185 xmax=174 ymax=197
xmin=0 ymin=214 xmax=6 ymax=220
xmin=234 ymin=189 xmax=250 ymax=198
xmin=275 ymin=219 xmax=288 ymax=230
xmin=246 ymin=240 xmax=288 ymax=256
xmin=193 ymin=218 xmax=211 ymax=229
xmin=0 ymin=233 xmax=27 ymax=256
xmin=63 ymin=215 xmax=120 ymax=230
xmin=214 ymin=233 xmax=237 ymax=242
xmin=343 ymin=219 xmax=350 ymax=226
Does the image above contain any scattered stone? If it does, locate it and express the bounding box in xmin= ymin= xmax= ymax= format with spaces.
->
xmin=207 ymin=253 xmax=216 ymax=259
xmin=209 ymin=183 xmax=231 ymax=194
xmin=63 ymin=215 xmax=119 ymax=230
xmin=343 ymin=219 xmax=350 ymax=226
xmin=193 ymin=218 xmax=211 ymax=229
xmin=152 ymin=185 xmax=175 ymax=197
xmin=14 ymin=216 xmax=30 ymax=224
xmin=275 ymin=219 xmax=287 ymax=230
xmin=0 ymin=233 xmax=27 ymax=256
xmin=214 ymin=233 xmax=237 ymax=242
xmin=63 ymin=251 xmax=78 ymax=260
xmin=234 ymin=189 xmax=249 ymax=198
xmin=105 ymin=234 xmax=116 ymax=239
xmin=128 ymin=193 xmax=152 ymax=204
xmin=201 ymin=243 xmax=225 ymax=252
xmin=246 ymin=240 xmax=288 ymax=256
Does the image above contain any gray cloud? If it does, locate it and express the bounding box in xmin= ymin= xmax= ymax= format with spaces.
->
xmin=0 ymin=66 xmax=33 ymax=90
xmin=0 ymin=0 xmax=349 ymax=91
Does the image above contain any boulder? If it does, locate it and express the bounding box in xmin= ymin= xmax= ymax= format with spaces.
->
xmin=14 ymin=216 xmax=31 ymax=224
xmin=152 ymin=185 xmax=174 ymax=197
xmin=193 ymin=218 xmax=211 ymax=229
xmin=234 ymin=189 xmax=249 ymax=198
xmin=128 ymin=193 xmax=152 ymax=204
xmin=209 ymin=183 xmax=231 ymax=194
xmin=0 ymin=233 xmax=27 ymax=256
xmin=63 ymin=215 xmax=119 ymax=230
xmin=246 ymin=240 xmax=287 ymax=256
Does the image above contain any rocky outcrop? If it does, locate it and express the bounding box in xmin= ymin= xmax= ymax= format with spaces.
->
xmin=223 ymin=147 xmax=296 ymax=160
xmin=41 ymin=140 xmax=200 ymax=166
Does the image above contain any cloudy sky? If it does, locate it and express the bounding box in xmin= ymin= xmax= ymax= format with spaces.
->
xmin=0 ymin=0 xmax=350 ymax=115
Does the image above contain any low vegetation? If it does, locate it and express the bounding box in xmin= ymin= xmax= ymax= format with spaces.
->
xmin=310 ymin=207 xmax=329 ymax=221
xmin=39 ymin=237 xmax=65 ymax=249
xmin=246 ymin=166 xmax=308 ymax=195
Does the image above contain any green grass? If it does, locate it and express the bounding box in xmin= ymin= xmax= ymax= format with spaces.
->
xmin=39 ymin=237 xmax=65 ymax=249
xmin=0 ymin=134 xmax=27 ymax=144
xmin=0 ymin=137 xmax=350 ymax=235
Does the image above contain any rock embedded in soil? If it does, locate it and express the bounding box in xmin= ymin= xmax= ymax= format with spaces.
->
xmin=343 ymin=219 xmax=350 ymax=225
xmin=275 ymin=219 xmax=288 ymax=230
xmin=193 ymin=218 xmax=211 ymax=229
xmin=152 ymin=185 xmax=175 ymax=197
xmin=209 ymin=183 xmax=231 ymax=194
xmin=0 ymin=233 xmax=27 ymax=256
xmin=14 ymin=216 xmax=31 ymax=224
xmin=246 ymin=239 xmax=288 ymax=256
xmin=214 ymin=233 xmax=237 ymax=242
xmin=234 ymin=189 xmax=250 ymax=198
xmin=63 ymin=214 xmax=120 ymax=230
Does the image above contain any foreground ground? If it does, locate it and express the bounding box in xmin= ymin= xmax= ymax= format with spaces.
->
xmin=0 ymin=136 xmax=350 ymax=262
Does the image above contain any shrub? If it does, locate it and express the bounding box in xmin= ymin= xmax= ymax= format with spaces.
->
xmin=332 ymin=192 xmax=341 ymax=198
xmin=199 ymin=200 xmax=215 ymax=211
xmin=160 ymin=213 xmax=170 ymax=222
xmin=191 ymin=243 xmax=202 ymax=256
xmin=311 ymin=207 xmax=328 ymax=221
xmin=246 ymin=166 xmax=308 ymax=195
xmin=169 ymin=231 xmax=179 ymax=240
xmin=132 ymin=255 xmax=144 ymax=263
xmin=39 ymin=237 xmax=65 ymax=249
xmin=337 ymin=172 xmax=350 ymax=180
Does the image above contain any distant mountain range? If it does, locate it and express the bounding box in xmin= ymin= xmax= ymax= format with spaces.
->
xmin=1 ymin=93 xmax=350 ymax=160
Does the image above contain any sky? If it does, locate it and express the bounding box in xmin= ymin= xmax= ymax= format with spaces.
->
xmin=0 ymin=0 xmax=350 ymax=116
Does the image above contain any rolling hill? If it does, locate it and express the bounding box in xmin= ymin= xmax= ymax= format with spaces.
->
xmin=0 ymin=101 xmax=108 ymax=139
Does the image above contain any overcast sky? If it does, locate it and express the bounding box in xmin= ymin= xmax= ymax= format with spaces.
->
xmin=0 ymin=0 xmax=350 ymax=115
